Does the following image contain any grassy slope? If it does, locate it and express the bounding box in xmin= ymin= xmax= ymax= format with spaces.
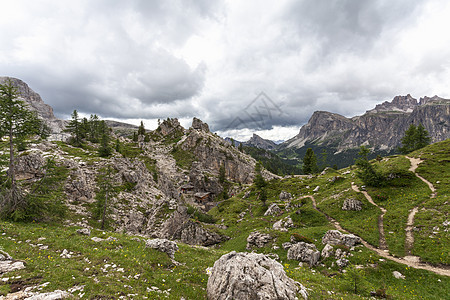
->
xmin=0 ymin=140 xmax=449 ymax=299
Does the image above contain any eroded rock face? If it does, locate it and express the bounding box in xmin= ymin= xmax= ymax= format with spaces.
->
xmin=342 ymin=198 xmax=362 ymax=211
xmin=322 ymin=230 xmax=361 ymax=247
xmin=179 ymin=220 xmax=226 ymax=246
xmin=207 ymin=251 xmax=308 ymax=300
xmin=145 ymin=238 xmax=179 ymax=259
xmin=14 ymin=152 xmax=46 ymax=180
xmin=246 ymin=231 xmax=272 ymax=249
xmin=287 ymin=242 xmax=320 ymax=267
xmin=191 ymin=117 xmax=209 ymax=132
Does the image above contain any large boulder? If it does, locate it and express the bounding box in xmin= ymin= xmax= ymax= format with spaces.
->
xmin=14 ymin=152 xmax=45 ymax=180
xmin=0 ymin=251 xmax=25 ymax=274
xmin=191 ymin=117 xmax=210 ymax=132
xmin=342 ymin=198 xmax=362 ymax=211
xmin=321 ymin=230 xmax=361 ymax=247
xmin=207 ymin=251 xmax=308 ymax=300
xmin=287 ymin=242 xmax=320 ymax=267
xmin=246 ymin=231 xmax=272 ymax=249
xmin=145 ymin=238 xmax=179 ymax=259
xmin=179 ymin=221 xmax=226 ymax=247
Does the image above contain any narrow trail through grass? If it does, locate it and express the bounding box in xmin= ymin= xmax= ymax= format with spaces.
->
xmin=351 ymin=183 xmax=388 ymax=250
xmin=404 ymin=156 xmax=437 ymax=256
xmin=300 ymin=195 xmax=450 ymax=277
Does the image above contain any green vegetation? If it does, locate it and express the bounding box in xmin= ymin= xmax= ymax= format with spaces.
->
xmin=303 ymin=147 xmax=318 ymax=174
xmin=399 ymin=123 xmax=431 ymax=154
xmin=243 ymin=146 xmax=302 ymax=175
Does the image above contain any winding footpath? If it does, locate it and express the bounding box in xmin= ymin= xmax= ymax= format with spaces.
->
xmin=351 ymin=183 xmax=388 ymax=250
xmin=299 ymin=194 xmax=450 ymax=277
xmin=404 ymin=157 xmax=436 ymax=256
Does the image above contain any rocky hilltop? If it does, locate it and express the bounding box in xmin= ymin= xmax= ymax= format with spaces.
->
xmin=282 ymin=95 xmax=450 ymax=154
xmin=245 ymin=133 xmax=277 ymax=150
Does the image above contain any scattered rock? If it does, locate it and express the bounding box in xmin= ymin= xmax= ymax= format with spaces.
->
xmin=76 ymin=228 xmax=91 ymax=236
xmin=342 ymin=198 xmax=362 ymax=211
xmin=321 ymin=244 xmax=334 ymax=259
xmin=246 ymin=231 xmax=272 ymax=249
xmin=0 ymin=261 xmax=25 ymax=274
xmin=145 ymin=238 xmax=179 ymax=259
xmin=322 ymin=230 xmax=361 ymax=247
xmin=25 ymin=290 xmax=72 ymax=300
xmin=91 ymin=237 xmax=104 ymax=242
xmin=282 ymin=242 xmax=293 ymax=250
xmin=207 ymin=251 xmax=308 ymax=300
xmin=273 ymin=217 xmax=294 ymax=232
xmin=313 ymin=186 xmax=320 ymax=192
xmin=60 ymin=249 xmax=72 ymax=259
xmin=393 ymin=271 xmax=405 ymax=279
xmin=264 ymin=203 xmax=282 ymax=216
xmin=336 ymin=258 xmax=349 ymax=268
xmin=287 ymin=242 xmax=320 ymax=267
xmin=279 ymin=191 xmax=292 ymax=201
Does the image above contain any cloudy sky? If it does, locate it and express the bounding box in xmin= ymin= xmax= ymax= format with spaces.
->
xmin=1 ymin=0 xmax=450 ymax=141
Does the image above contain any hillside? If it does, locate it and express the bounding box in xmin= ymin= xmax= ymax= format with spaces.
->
xmin=1 ymin=130 xmax=448 ymax=298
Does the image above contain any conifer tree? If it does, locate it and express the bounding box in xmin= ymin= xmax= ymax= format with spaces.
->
xmin=0 ymin=79 xmax=46 ymax=215
xmin=65 ymin=110 xmax=82 ymax=146
xmin=399 ymin=124 xmax=431 ymax=154
xmin=303 ymin=148 xmax=318 ymax=174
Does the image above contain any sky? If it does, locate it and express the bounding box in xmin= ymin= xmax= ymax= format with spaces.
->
xmin=1 ymin=0 xmax=450 ymax=141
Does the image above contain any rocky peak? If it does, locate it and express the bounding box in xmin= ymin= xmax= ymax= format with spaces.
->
xmin=0 ymin=76 xmax=56 ymax=121
xmin=245 ymin=133 xmax=276 ymax=150
xmin=419 ymin=95 xmax=446 ymax=105
xmin=191 ymin=117 xmax=209 ymax=132
xmin=158 ymin=118 xmax=184 ymax=136
xmin=0 ymin=76 xmax=66 ymax=137
xmin=367 ymin=94 xmax=418 ymax=114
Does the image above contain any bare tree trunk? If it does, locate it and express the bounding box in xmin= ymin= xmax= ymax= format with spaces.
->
xmin=9 ymin=127 xmax=16 ymax=206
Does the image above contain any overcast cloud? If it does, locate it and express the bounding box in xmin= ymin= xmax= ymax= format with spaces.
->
xmin=1 ymin=0 xmax=449 ymax=141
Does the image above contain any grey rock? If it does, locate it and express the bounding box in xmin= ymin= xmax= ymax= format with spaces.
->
xmin=279 ymin=191 xmax=292 ymax=201
xmin=179 ymin=221 xmax=226 ymax=247
xmin=245 ymin=133 xmax=277 ymax=150
xmin=336 ymin=258 xmax=349 ymax=268
xmin=264 ymin=203 xmax=282 ymax=216
xmin=273 ymin=217 xmax=294 ymax=232
xmin=322 ymin=230 xmax=361 ymax=247
xmin=145 ymin=238 xmax=179 ymax=259
xmin=14 ymin=152 xmax=46 ymax=180
xmin=321 ymin=244 xmax=334 ymax=259
xmin=313 ymin=186 xmax=320 ymax=192
xmin=342 ymin=198 xmax=362 ymax=211
xmin=191 ymin=117 xmax=210 ymax=132
xmin=26 ymin=290 xmax=72 ymax=300
xmin=282 ymin=242 xmax=293 ymax=250
xmin=246 ymin=231 xmax=272 ymax=249
xmin=76 ymin=228 xmax=91 ymax=236
xmin=287 ymin=242 xmax=320 ymax=267
xmin=0 ymin=261 xmax=25 ymax=274
xmin=207 ymin=251 xmax=308 ymax=300
xmin=393 ymin=271 xmax=405 ymax=279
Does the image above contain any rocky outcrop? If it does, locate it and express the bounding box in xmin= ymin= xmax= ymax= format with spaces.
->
xmin=264 ymin=203 xmax=282 ymax=216
xmin=191 ymin=117 xmax=209 ymax=132
xmin=342 ymin=198 xmax=363 ymax=211
xmin=207 ymin=251 xmax=308 ymax=300
xmin=273 ymin=217 xmax=294 ymax=232
xmin=322 ymin=230 xmax=361 ymax=247
xmin=178 ymin=220 xmax=226 ymax=246
xmin=279 ymin=191 xmax=292 ymax=201
xmin=246 ymin=231 xmax=272 ymax=249
xmin=14 ymin=152 xmax=46 ymax=180
xmin=0 ymin=251 xmax=25 ymax=274
xmin=145 ymin=238 xmax=179 ymax=259
xmin=321 ymin=244 xmax=334 ymax=259
xmin=287 ymin=242 xmax=320 ymax=267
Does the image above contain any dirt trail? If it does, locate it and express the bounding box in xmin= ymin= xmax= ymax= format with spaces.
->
xmin=299 ymin=195 xmax=450 ymax=277
xmin=404 ymin=156 xmax=437 ymax=255
xmin=351 ymin=183 xmax=388 ymax=250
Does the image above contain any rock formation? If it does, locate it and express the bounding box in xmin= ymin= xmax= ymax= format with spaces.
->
xmin=244 ymin=133 xmax=277 ymax=150
xmin=207 ymin=251 xmax=308 ymax=300
xmin=145 ymin=238 xmax=179 ymax=259
xmin=322 ymin=230 xmax=361 ymax=247
xmin=342 ymin=198 xmax=363 ymax=211
xmin=246 ymin=231 xmax=272 ymax=249
xmin=287 ymin=242 xmax=320 ymax=267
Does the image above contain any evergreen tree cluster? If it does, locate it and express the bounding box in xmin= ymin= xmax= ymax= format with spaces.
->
xmin=65 ymin=110 xmax=112 ymax=157
xmin=399 ymin=124 xmax=431 ymax=154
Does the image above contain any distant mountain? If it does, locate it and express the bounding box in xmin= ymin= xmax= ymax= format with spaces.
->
xmin=278 ymin=94 xmax=450 ymax=168
xmin=245 ymin=133 xmax=277 ymax=150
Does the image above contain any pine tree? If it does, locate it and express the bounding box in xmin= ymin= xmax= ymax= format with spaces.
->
xmin=0 ymin=79 xmax=46 ymax=216
xmin=98 ymin=121 xmax=112 ymax=157
xmin=399 ymin=124 xmax=431 ymax=154
xmin=65 ymin=110 xmax=82 ymax=146
xmin=218 ymin=163 xmax=226 ymax=184
xmin=303 ymin=148 xmax=318 ymax=174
